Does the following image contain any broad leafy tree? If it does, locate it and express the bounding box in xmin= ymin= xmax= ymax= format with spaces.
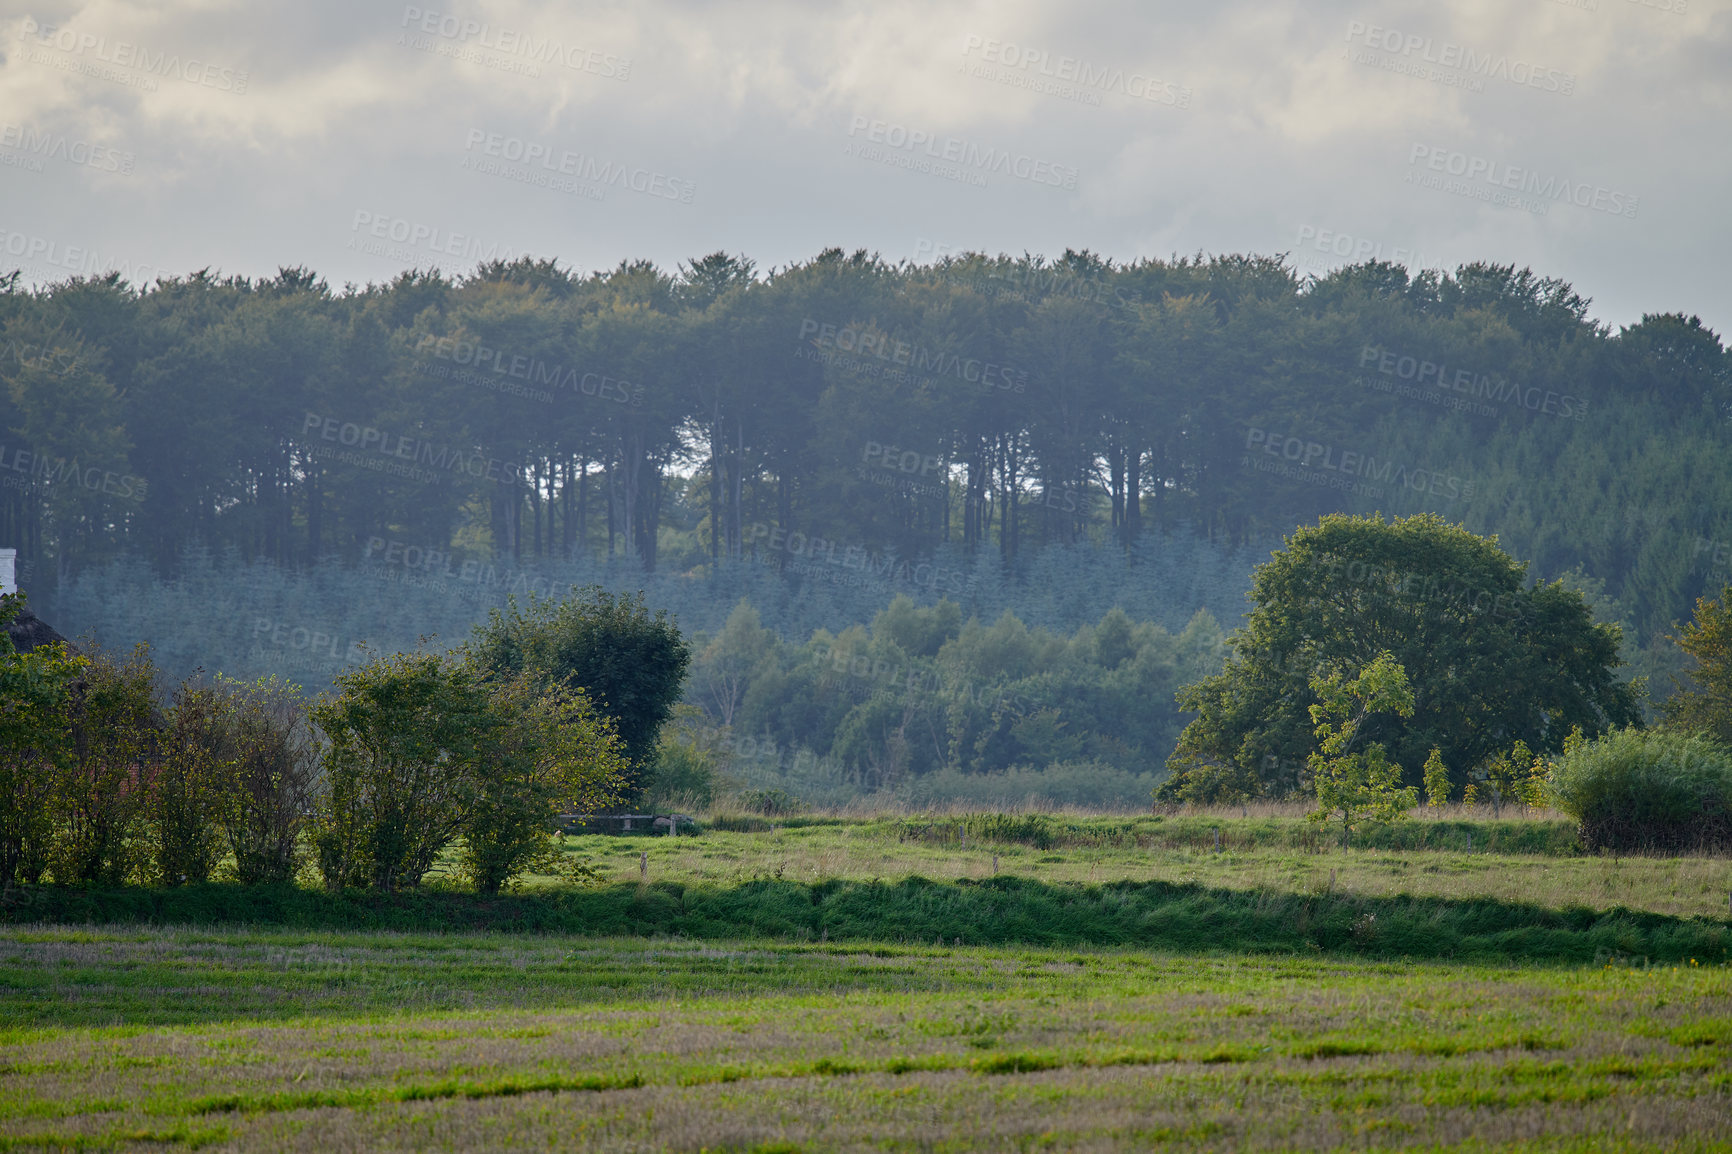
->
xmin=1660 ymin=587 xmax=1732 ymax=744
xmin=468 ymin=586 xmax=689 ymax=796
xmin=1166 ymin=513 xmax=1643 ymax=797
xmin=51 ymin=644 xmax=162 ymax=885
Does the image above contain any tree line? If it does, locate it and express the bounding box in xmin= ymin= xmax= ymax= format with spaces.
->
xmin=1 ymin=251 xmax=1726 ymax=657
xmin=665 ymin=595 xmax=1225 ymax=806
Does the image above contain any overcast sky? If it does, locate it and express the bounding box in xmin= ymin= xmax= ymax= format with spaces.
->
xmin=1 ymin=0 xmax=1725 ymax=334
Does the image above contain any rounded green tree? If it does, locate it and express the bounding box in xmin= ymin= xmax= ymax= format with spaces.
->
xmin=468 ymin=587 xmax=689 ymax=801
xmin=1163 ymin=513 xmax=1642 ymax=799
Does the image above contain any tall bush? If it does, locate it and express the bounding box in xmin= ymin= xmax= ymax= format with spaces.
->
xmin=49 ymin=645 xmax=161 ymax=885
xmin=0 ymin=596 xmax=83 ymax=886
xmin=642 ymin=706 xmax=724 ymax=810
xmin=307 ymin=650 xmax=494 ymax=892
xmin=217 ymin=676 xmax=319 ymax=885
xmin=457 ymin=673 xmax=625 ymax=895
xmin=148 ymin=682 xmax=229 ymax=886
xmin=1549 ymin=728 xmax=1732 ymax=852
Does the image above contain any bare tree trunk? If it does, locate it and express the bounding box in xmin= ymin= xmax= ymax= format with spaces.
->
xmin=1124 ymin=447 xmax=1142 ymax=544
xmin=605 ymin=456 xmax=616 ymax=558
xmin=577 ymin=457 xmax=588 ymax=557
xmin=620 ymin=431 xmax=641 ymax=563
xmin=730 ymin=415 xmax=744 ymax=559
xmin=531 ymin=460 xmax=543 ymax=559
xmin=709 ymin=400 xmax=722 ymax=562
xmin=561 ymin=457 xmax=573 ymax=560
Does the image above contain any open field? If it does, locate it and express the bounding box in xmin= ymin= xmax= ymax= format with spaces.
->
xmin=526 ymin=812 xmax=1732 ymax=922
xmin=1 ymin=931 xmax=1729 ymax=1151
xmin=3 ymin=813 xmax=1730 ymax=1151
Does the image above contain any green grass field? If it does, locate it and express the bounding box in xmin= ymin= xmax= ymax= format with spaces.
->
xmin=3 ymin=811 xmax=1730 ymax=1151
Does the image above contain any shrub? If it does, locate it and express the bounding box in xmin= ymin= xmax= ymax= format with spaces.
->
xmin=1549 ymin=728 xmax=1732 ymax=852
xmin=1476 ymin=740 xmax=1549 ymax=817
xmin=49 ymin=645 xmax=161 ymax=885
xmin=307 ymin=650 xmax=496 ymax=892
xmin=1306 ymin=654 xmax=1419 ymax=844
xmin=457 ymin=674 xmax=626 ymax=896
xmin=148 ymin=682 xmax=229 ymax=886
xmin=1423 ymin=748 xmax=1450 ymax=806
xmin=216 ymin=677 xmax=320 ymax=885
xmin=0 ymin=596 xmax=82 ymax=886
xmin=641 ymin=707 xmax=722 ymax=810
xmin=738 ymin=788 xmax=801 ymax=816
xmin=1152 ymin=760 xmax=1258 ymax=807
xmin=308 ymin=650 xmax=628 ymax=895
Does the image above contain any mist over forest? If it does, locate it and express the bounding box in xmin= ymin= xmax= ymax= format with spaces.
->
xmin=4 ymin=249 xmax=1725 ymax=803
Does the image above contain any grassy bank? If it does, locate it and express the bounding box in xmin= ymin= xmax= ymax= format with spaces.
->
xmin=5 ymin=874 xmax=1729 ymax=965
xmin=880 ymin=810 xmax=1583 ymax=854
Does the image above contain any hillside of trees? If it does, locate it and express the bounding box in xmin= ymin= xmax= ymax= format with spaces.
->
xmin=673 ymin=596 xmax=1226 ymax=808
xmin=2 ymin=248 xmax=1727 ymax=798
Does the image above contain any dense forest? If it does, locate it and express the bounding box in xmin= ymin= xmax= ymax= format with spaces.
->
xmin=2 ymin=249 xmax=1726 ymax=800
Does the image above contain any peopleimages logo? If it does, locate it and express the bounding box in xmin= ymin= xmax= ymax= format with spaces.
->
xmin=361 ymin=537 xmax=561 ymax=598
xmin=744 ymin=522 xmax=979 ymax=596
xmin=302 ymin=411 xmax=526 ymax=486
xmin=413 ymin=334 xmax=643 ymax=406
xmin=1344 ymin=22 xmax=1575 ymax=95
xmin=1244 ymin=427 xmax=1475 ymax=502
xmin=846 ymin=117 xmax=1078 ymax=190
xmin=1406 ymin=145 xmax=1638 ymax=219
xmin=1292 ymin=226 xmax=1445 ymax=271
xmin=251 ymin=618 xmax=367 ymax=666
xmin=0 ymin=123 xmax=134 ymax=175
xmin=798 ymin=318 xmax=1027 ymax=393
xmin=813 ymin=643 xmax=1036 ymax=717
xmin=462 ymin=130 xmax=695 ymax=204
xmin=0 ymin=228 xmax=167 ymax=286
xmin=0 ymin=443 xmax=148 ymax=501
xmin=16 ymin=17 xmax=249 ymax=93
xmin=347 ymin=210 xmax=525 ymax=265
xmin=399 ymin=7 xmax=631 ymax=79
xmin=959 ymin=34 xmax=1191 ymax=109
xmin=1 ymin=338 xmax=80 ymax=377
xmin=1357 ymin=345 xmax=1588 ymax=421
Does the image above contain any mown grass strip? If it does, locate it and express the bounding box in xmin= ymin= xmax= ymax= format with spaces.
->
xmin=0 ymin=1123 xmax=230 ymax=1150
xmin=179 ymin=1071 xmax=643 ymax=1116
xmin=1291 ymin=1039 xmax=1383 ymax=1059
xmin=0 ymin=1098 xmax=129 ymax=1123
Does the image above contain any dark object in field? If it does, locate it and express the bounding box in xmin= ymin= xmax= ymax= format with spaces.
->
xmin=4 ymin=605 xmax=70 ymax=653
xmin=563 ymin=813 xmax=694 ymax=835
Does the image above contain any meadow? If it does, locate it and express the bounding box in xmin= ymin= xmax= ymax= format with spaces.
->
xmin=2 ymin=809 xmax=1730 ymax=1151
